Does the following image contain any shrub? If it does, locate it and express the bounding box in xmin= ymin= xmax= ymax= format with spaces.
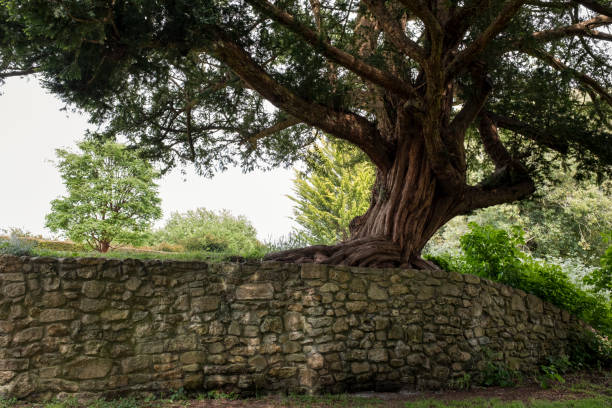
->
xmin=0 ymin=233 xmax=35 ymax=256
xmin=151 ymin=208 xmax=264 ymax=257
xmin=435 ymin=223 xmax=612 ymax=337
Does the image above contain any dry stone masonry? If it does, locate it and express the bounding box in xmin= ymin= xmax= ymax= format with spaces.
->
xmin=0 ymin=255 xmax=586 ymax=400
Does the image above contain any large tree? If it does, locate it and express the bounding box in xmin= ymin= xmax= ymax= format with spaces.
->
xmin=1 ymin=0 xmax=611 ymax=268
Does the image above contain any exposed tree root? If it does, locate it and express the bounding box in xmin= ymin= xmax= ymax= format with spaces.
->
xmin=263 ymin=237 xmax=439 ymax=269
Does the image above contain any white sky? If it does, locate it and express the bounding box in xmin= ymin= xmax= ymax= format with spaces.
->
xmin=0 ymin=77 xmax=298 ymax=241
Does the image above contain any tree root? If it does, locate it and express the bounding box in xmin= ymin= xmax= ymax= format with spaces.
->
xmin=263 ymin=237 xmax=439 ymax=269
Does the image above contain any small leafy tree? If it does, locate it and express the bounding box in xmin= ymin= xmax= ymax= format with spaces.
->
xmin=152 ymin=208 xmax=263 ymax=256
xmin=289 ymin=138 xmax=375 ymax=245
xmin=45 ymin=141 xmax=162 ymax=252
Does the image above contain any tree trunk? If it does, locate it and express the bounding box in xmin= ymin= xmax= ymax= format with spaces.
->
xmin=99 ymin=241 xmax=111 ymax=253
xmin=265 ymin=134 xmax=465 ymax=268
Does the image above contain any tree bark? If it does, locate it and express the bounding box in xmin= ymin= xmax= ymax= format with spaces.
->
xmin=99 ymin=241 xmax=111 ymax=253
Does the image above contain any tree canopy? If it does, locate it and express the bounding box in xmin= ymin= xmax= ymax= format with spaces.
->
xmin=45 ymin=141 xmax=162 ymax=252
xmin=2 ymin=0 xmax=611 ymax=267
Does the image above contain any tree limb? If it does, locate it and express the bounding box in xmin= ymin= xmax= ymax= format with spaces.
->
xmin=572 ymin=0 xmax=612 ymax=17
xmin=461 ymin=177 xmax=535 ymax=213
xmin=524 ymin=47 xmax=612 ymax=105
xmin=208 ymin=33 xmax=395 ymax=171
xmin=485 ymin=111 xmax=570 ymax=153
xmin=362 ymin=0 xmax=427 ymax=66
xmin=398 ymin=0 xmax=444 ymax=57
xmin=529 ymin=15 xmax=612 ymax=42
xmin=0 ymin=67 xmax=39 ymax=79
xmin=478 ymin=113 xmax=514 ymax=169
xmin=446 ymin=0 xmax=527 ymax=77
xmin=245 ymin=0 xmax=418 ymax=100
xmin=247 ymin=117 xmax=302 ymax=146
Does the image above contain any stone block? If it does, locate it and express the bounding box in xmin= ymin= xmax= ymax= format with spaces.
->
xmin=13 ymin=327 xmax=43 ymax=344
xmin=3 ymin=283 xmax=25 ymax=298
xmin=284 ymin=312 xmax=304 ymax=331
xmin=39 ymin=308 xmax=74 ymax=322
xmin=307 ymin=353 xmax=325 ymax=369
xmin=82 ymin=281 xmax=105 ymax=298
xmin=301 ymin=264 xmax=328 ymax=280
xmin=101 ymin=309 xmax=129 ymax=321
xmin=192 ymin=296 xmax=220 ymax=312
xmin=235 ymin=283 xmax=274 ymax=300
xmin=511 ymin=295 xmax=526 ymax=312
xmin=368 ymin=283 xmax=388 ymax=300
xmin=65 ymin=358 xmax=112 ymax=380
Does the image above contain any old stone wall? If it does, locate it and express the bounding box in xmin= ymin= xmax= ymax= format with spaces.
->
xmin=0 ymin=255 xmax=585 ymax=400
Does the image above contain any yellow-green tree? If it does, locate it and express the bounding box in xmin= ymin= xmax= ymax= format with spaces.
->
xmin=289 ymin=138 xmax=375 ymax=245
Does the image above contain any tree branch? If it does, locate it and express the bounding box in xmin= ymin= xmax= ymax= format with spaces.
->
xmin=362 ymin=0 xmax=427 ymax=66
xmin=247 ymin=117 xmax=302 ymax=146
xmin=524 ymin=47 xmax=612 ymax=105
xmin=208 ymin=33 xmax=395 ymax=171
xmin=529 ymin=15 xmax=612 ymax=42
xmin=446 ymin=0 xmax=527 ymax=77
xmin=245 ymin=0 xmax=418 ymax=100
xmin=485 ymin=111 xmax=570 ymax=153
xmin=398 ymin=0 xmax=444 ymax=57
xmin=572 ymin=0 xmax=612 ymax=17
xmin=478 ymin=113 xmax=514 ymax=169
xmin=449 ymin=67 xmax=493 ymax=138
xmin=461 ymin=177 xmax=535 ymax=213
xmin=0 ymin=67 xmax=39 ymax=79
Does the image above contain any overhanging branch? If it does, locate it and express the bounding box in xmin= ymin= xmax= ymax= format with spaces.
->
xmin=362 ymin=0 xmax=427 ymax=66
xmin=208 ymin=33 xmax=395 ymax=171
xmin=485 ymin=111 xmax=570 ymax=153
xmin=245 ymin=0 xmax=419 ymax=100
xmin=446 ymin=0 xmax=527 ymax=77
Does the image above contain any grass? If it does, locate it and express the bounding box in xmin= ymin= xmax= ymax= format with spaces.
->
xmin=284 ymin=393 xmax=384 ymax=407
xmin=404 ymin=398 xmax=611 ymax=407
xmin=28 ymin=247 xmax=252 ymax=263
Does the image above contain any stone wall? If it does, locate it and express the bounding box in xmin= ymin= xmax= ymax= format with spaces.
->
xmin=0 ymin=255 xmax=585 ymax=400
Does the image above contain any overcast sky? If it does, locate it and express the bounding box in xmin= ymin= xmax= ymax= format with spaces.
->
xmin=0 ymin=77 xmax=298 ymax=241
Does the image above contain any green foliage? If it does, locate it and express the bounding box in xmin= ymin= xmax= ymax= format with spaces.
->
xmin=45 ymin=141 xmax=162 ymax=252
xmin=481 ymin=360 xmax=522 ymax=388
xmin=289 ymin=138 xmax=375 ymax=245
xmin=435 ymin=223 xmax=612 ymax=337
xmin=565 ymin=329 xmax=612 ymax=370
xmin=537 ymin=356 xmax=571 ymax=389
xmin=427 ymin=175 xmax=612 ymax=268
xmin=151 ymin=208 xmax=264 ymax=257
xmin=263 ymin=231 xmax=311 ymax=253
xmin=583 ymin=233 xmax=612 ymax=295
xmin=0 ymin=233 xmax=34 ymax=256
xmin=459 ymin=223 xmax=526 ymax=285
xmin=200 ymin=390 xmax=239 ymax=400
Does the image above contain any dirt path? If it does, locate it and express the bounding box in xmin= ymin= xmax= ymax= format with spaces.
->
xmin=126 ymin=372 xmax=611 ymax=408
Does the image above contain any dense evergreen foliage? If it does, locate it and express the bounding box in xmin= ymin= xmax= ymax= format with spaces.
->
xmin=45 ymin=141 xmax=162 ymax=252
xmin=1 ymin=0 xmax=610 ymax=266
xmin=289 ymin=138 xmax=375 ymax=245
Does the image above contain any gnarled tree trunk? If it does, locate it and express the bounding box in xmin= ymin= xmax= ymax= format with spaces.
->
xmin=265 ymin=129 xmax=465 ymax=268
xmin=264 ymin=111 xmax=536 ymax=269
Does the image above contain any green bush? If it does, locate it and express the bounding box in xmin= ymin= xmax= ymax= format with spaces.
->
xmin=151 ymin=208 xmax=265 ymax=258
xmin=433 ymin=223 xmax=612 ymax=338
